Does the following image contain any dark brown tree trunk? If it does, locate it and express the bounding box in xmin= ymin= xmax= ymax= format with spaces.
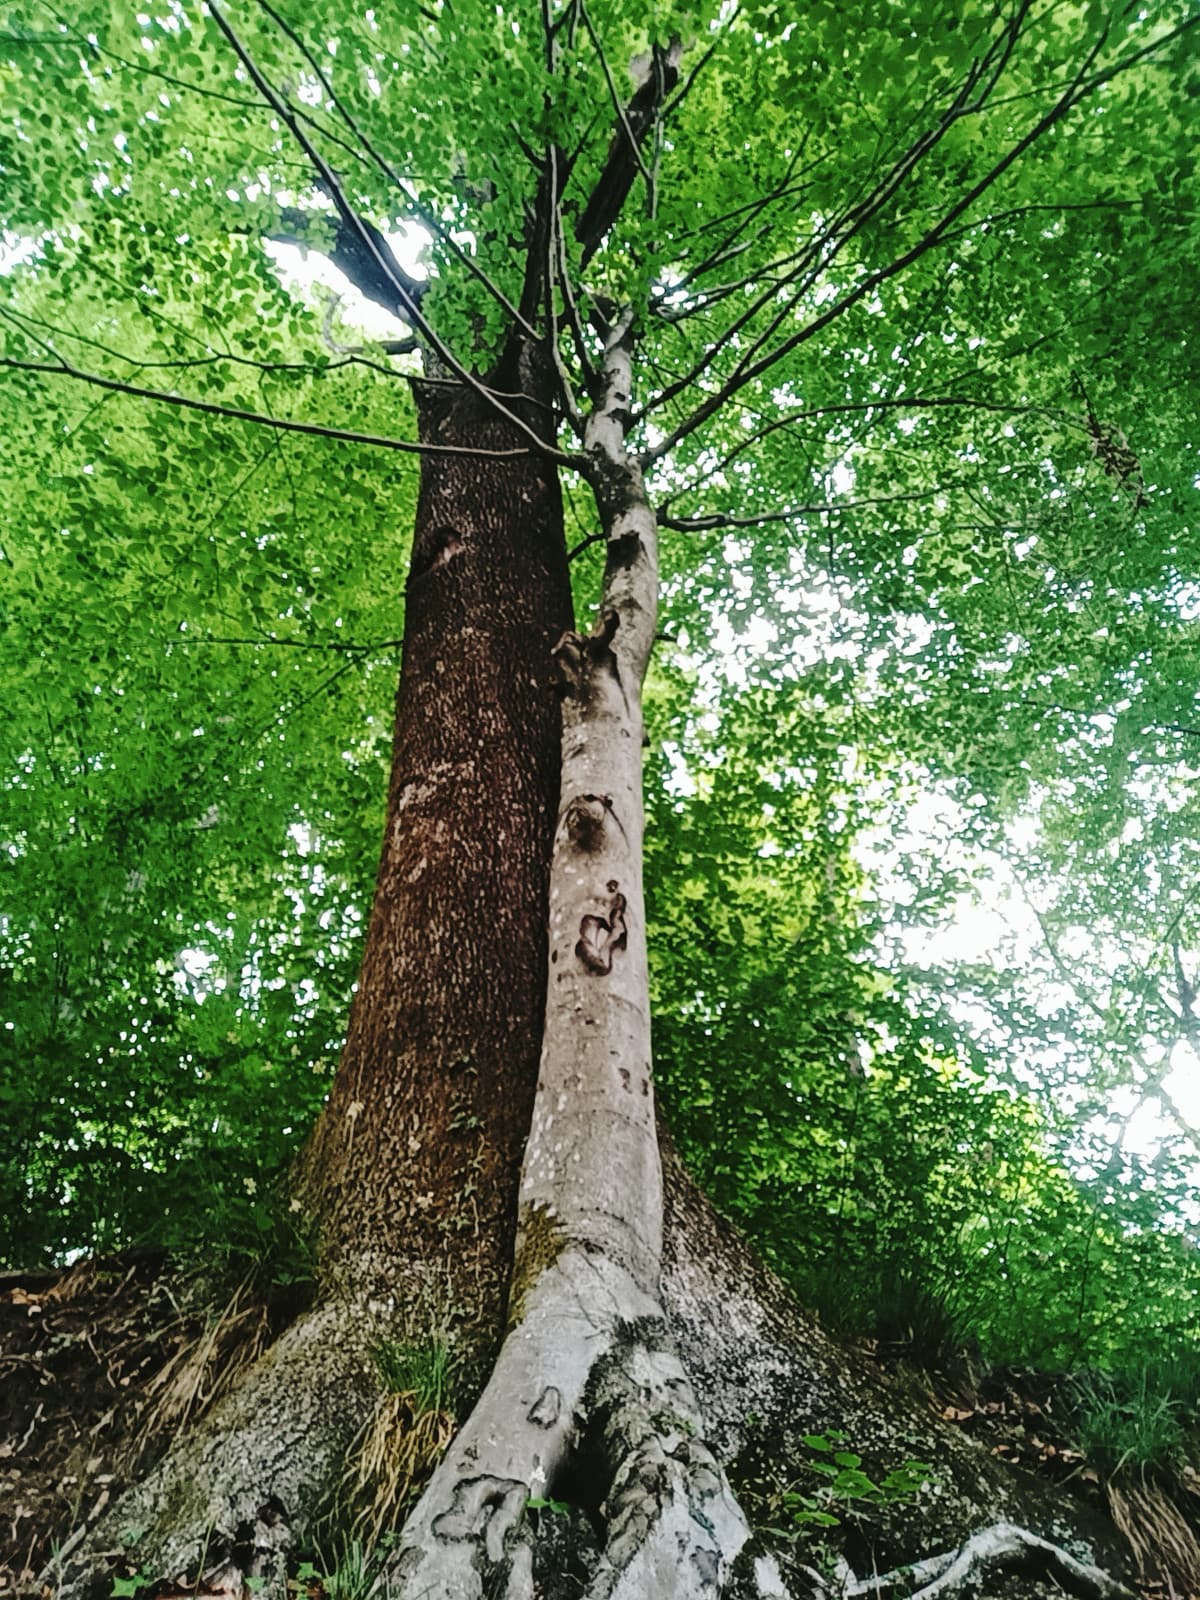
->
xmin=297 ymin=361 xmax=573 ymax=1360
xmin=49 ymin=362 xmax=575 ymax=1600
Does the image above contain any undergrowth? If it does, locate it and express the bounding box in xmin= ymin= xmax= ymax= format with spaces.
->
xmin=338 ymin=1338 xmax=459 ymax=1547
xmin=1065 ymin=1356 xmax=1200 ymax=1482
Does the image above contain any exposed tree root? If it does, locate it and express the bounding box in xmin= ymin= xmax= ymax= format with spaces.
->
xmin=384 ymin=1246 xmax=787 ymax=1600
xmin=47 ymin=1297 xmax=383 ymax=1600
xmin=834 ymin=1521 xmax=1134 ymax=1600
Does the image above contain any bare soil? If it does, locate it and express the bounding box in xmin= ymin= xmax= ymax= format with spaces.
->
xmin=0 ymin=1257 xmax=301 ymax=1597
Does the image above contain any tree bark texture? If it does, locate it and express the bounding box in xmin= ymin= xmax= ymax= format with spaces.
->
xmin=384 ymin=314 xmax=786 ymax=1600
xmin=297 ymin=367 xmax=573 ymax=1348
xmin=43 ymin=338 xmax=1140 ymax=1600
xmin=48 ymin=1297 xmax=381 ymax=1600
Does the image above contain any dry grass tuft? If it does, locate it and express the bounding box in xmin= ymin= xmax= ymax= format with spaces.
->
xmin=141 ymin=1278 xmax=272 ymax=1452
xmin=338 ymin=1339 xmax=458 ymax=1547
xmin=1109 ymin=1479 xmax=1200 ymax=1595
xmin=341 ymin=1389 xmax=456 ymax=1548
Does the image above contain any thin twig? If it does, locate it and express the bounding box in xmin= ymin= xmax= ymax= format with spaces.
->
xmin=545 ymin=147 xmax=583 ymax=429
xmin=181 ymin=634 xmax=402 ymax=654
xmin=0 ymin=357 xmax=535 ymax=458
xmin=643 ymin=12 xmax=1165 ymax=464
xmin=567 ymin=530 xmax=607 ymax=561
xmin=659 ymin=485 xmax=954 ymax=532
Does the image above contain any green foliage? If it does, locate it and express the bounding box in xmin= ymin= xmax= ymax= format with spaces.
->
xmin=290 ymin=1545 xmax=376 ymax=1600
xmin=370 ymin=1340 xmax=457 ymax=1417
xmin=1 ymin=0 xmax=1198 ymax=1386
xmin=768 ymin=1433 xmax=932 ymax=1534
xmin=1066 ymin=1358 xmax=1200 ymax=1481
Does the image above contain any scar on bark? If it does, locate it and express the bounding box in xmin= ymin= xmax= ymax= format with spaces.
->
xmin=577 ymin=888 xmax=627 ymax=974
xmin=409 ymin=524 xmax=466 ymax=586
xmin=565 ymin=793 xmax=620 ymax=852
xmin=430 ymin=1475 xmax=527 ymax=1562
xmin=552 ymin=609 xmax=620 ymax=696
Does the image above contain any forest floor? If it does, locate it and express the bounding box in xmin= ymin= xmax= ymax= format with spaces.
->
xmin=1 ymin=1256 xmax=1196 ymax=1598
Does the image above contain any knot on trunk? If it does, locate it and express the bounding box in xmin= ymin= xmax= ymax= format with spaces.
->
xmin=552 ymin=610 xmax=621 ymax=698
xmin=431 ymin=1474 xmax=527 ymax=1564
xmin=564 ymin=793 xmax=614 ymax=853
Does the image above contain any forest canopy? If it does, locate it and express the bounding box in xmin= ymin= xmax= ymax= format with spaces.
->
xmin=2 ymin=0 xmax=1199 ymax=1387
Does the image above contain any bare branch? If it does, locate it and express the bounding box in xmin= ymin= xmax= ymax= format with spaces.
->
xmin=179 ymin=633 xmax=401 ymax=655
xmin=639 ymin=4 xmax=1038 ymax=435
xmin=660 ymin=8 xmax=735 ymax=123
xmin=659 ymin=485 xmax=954 ymax=533
xmin=663 ymin=391 xmax=1078 ymax=507
xmin=574 ymin=13 xmax=681 ymax=263
xmin=567 ymin=530 xmax=607 ymax=561
xmin=0 ymin=301 xmax=418 ymax=377
xmin=271 ymin=206 xmax=422 ymax=325
xmin=545 ymin=148 xmax=584 ymax=430
xmin=248 ymin=654 xmax=365 ymax=746
xmin=0 ymin=356 xmax=539 ymax=458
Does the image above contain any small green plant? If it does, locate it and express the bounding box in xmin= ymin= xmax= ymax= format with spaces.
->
xmin=339 ymin=1339 xmax=459 ymax=1547
xmin=773 ymin=1432 xmax=933 ymax=1533
xmin=1067 ymin=1366 xmax=1189 ymax=1481
xmin=526 ymin=1496 xmax=569 ymax=1514
xmin=110 ymin=1576 xmax=143 ymax=1598
xmin=156 ymin=1168 xmax=317 ymax=1291
xmin=289 ymin=1543 xmax=375 ymax=1600
xmin=371 ymin=1338 xmax=456 ymax=1414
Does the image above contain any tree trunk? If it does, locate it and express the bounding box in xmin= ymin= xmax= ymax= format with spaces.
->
xmin=50 ymin=358 xmax=574 ymax=1600
xmin=47 ymin=336 xmax=1140 ymax=1600
xmin=297 ymin=362 xmax=574 ymax=1349
xmin=380 ymin=310 xmax=773 ymax=1600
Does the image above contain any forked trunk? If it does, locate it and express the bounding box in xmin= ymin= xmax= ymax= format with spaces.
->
xmin=47 ymin=337 xmax=1141 ymax=1600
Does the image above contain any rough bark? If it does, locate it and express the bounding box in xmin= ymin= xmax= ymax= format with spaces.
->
xmin=661 ymin=1149 xmax=1136 ymax=1590
xmin=372 ymin=313 xmax=1139 ymax=1597
xmin=296 ymin=357 xmax=573 ymax=1347
xmin=50 ymin=358 xmax=574 ymax=1600
xmin=383 ymin=313 xmax=785 ymax=1600
xmin=47 ymin=1296 xmax=380 ymax=1600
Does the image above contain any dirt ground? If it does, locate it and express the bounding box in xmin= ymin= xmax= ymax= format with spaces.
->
xmin=0 ymin=1256 xmax=295 ymax=1596
xmin=2 ymin=1256 xmax=1196 ymax=1597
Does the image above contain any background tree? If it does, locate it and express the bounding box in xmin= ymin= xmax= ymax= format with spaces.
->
xmin=2 ymin=0 xmax=1198 ymax=1595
